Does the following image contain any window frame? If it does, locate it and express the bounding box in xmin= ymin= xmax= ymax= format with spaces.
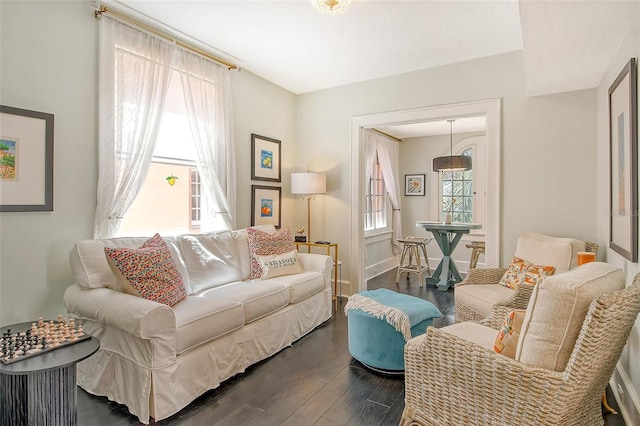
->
xmin=364 ymin=154 xmax=391 ymax=236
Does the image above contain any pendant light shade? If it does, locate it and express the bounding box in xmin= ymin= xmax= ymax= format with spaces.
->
xmin=432 ymin=119 xmax=472 ymax=172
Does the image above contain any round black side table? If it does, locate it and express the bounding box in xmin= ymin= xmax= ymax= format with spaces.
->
xmin=0 ymin=321 xmax=100 ymax=426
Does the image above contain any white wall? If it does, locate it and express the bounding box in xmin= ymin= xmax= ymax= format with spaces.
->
xmin=0 ymin=0 xmax=297 ymax=325
xmin=297 ymin=51 xmax=598 ymax=286
xmin=596 ymin=2 xmax=640 ymax=422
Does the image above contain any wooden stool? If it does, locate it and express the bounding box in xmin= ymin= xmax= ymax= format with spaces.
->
xmin=465 ymin=241 xmax=485 ymax=269
xmin=396 ymin=237 xmax=431 ymax=285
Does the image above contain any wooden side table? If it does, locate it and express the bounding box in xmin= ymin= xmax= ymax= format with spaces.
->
xmin=295 ymin=242 xmax=339 ymax=300
xmin=0 ymin=321 xmax=100 ymax=426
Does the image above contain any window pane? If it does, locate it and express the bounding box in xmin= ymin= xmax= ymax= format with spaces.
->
xmin=463 ymin=181 xmax=473 ymax=196
xmin=443 ymin=181 xmax=452 ymax=196
xmin=453 ymin=181 xmax=463 ymax=196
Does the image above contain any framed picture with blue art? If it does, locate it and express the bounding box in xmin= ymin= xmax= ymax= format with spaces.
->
xmin=251 ymin=185 xmax=281 ymax=228
xmin=251 ymin=133 xmax=281 ymax=182
xmin=0 ymin=105 xmax=54 ymax=212
xmin=609 ymin=58 xmax=637 ymax=262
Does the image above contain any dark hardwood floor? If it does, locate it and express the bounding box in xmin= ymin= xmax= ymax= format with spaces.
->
xmin=77 ymin=269 xmax=624 ymax=425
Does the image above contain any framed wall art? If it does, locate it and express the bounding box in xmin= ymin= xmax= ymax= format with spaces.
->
xmin=0 ymin=105 xmax=54 ymax=212
xmin=405 ymin=174 xmax=425 ymax=196
xmin=251 ymin=185 xmax=281 ymax=228
xmin=609 ymin=58 xmax=638 ymax=262
xmin=251 ymin=133 xmax=281 ymax=182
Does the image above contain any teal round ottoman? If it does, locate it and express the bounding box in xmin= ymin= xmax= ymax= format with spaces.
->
xmin=345 ymin=289 xmax=442 ymax=373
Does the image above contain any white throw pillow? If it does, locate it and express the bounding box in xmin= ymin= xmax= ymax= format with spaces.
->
xmin=257 ymin=250 xmax=304 ymax=280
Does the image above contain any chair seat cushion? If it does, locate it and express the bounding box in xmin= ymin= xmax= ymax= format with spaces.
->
xmin=454 ymin=284 xmax=514 ymax=318
xmin=439 ymin=322 xmax=497 ymax=352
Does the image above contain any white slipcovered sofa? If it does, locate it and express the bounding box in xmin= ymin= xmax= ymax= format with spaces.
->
xmin=63 ymin=225 xmax=333 ymax=424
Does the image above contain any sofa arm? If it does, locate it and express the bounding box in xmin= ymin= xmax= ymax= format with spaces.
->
xmin=64 ymin=284 xmax=176 ymax=339
xmin=298 ymin=253 xmax=333 ymax=289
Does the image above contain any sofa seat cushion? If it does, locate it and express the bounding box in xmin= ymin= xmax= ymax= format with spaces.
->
xmin=516 ymin=262 xmax=624 ymax=371
xmin=439 ymin=322 xmax=497 ymax=352
xmin=454 ymin=284 xmax=514 ymax=318
xmin=198 ymin=281 xmax=290 ymax=323
xmin=270 ymin=271 xmax=325 ymax=303
xmin=173 ymin=296 xmax=245 ymax=355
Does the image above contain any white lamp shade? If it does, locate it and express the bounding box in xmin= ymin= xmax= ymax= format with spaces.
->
xmin=291 ymin=173 xmax=326 ymax=195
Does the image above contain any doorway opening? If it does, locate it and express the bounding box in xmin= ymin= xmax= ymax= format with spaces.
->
xmin=350 ymin=99 xmax=501 ymax=294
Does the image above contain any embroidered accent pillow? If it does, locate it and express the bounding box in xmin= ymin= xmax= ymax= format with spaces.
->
xmin=246 ymin=227 xmax=295 ymax=279
xmin=257 ymin=250 xmax=304 ymax=279
xmin=104 ymin=233 xmax=187 ymax=307
xmin=494 ymin=309 xmax=526 ymax=358
xmin=498 ymin=256 xmax=555 ymax=289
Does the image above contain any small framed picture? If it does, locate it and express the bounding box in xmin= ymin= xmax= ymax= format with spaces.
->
xmin=405 ymin=174 xmax=425 ymax=196
xmin=251 ymin=185 xmax=281 ymax=228
xmin=251 ymin=133 xmax=281 ymax=182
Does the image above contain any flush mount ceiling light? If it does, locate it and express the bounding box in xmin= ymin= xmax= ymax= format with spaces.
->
xmin=311 ymin=0 xmax=351 ymax=15
xmin=432 ymin=119 xmax=472 ymax=172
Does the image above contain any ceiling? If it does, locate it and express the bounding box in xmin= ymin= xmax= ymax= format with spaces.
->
xmin=110 ymin=0 xmax=637 ymax=135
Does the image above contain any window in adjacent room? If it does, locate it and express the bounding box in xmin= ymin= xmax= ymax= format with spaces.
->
xmin=364 ymin=154 xmax=390 ymax=233
xmin=441 ymin=147 xmax=474 ymax=223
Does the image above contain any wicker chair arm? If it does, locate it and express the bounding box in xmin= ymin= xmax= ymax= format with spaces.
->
xmin=496 ymin=282 xmax=535 ymax=310
xmin=404 ymin=327 xmax=567 ymax=425
xmin=455 ymin=267 xmax=507 ymax=287
xmin=479 ymin=305 xmax=516 ymax=330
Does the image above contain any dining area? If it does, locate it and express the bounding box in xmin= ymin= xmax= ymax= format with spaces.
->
xmin=394 ymin=220 xmax=484 ymax=291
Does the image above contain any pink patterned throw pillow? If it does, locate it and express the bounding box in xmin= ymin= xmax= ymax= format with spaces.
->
xmin=104 ymin=234 xmax=187 ymax=307
xmin=246 ymin=227 xmax=295 ymax=279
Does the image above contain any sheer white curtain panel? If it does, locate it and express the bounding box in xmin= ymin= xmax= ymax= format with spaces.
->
xmin=94 ymin=16 xmax=174 ymax=238
xmin=177 ymin=50 xmax=236 ymax=231
xmin=364 ymin=130 xmax=403 ymax=254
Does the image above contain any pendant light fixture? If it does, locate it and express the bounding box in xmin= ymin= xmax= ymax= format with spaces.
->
xmin=432 ymin=119 xmax=472 ymax=172
xmin=311 ymin=0 xmax=351 ymax=15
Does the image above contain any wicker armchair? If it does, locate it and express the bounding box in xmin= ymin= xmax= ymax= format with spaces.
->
xmin=402 ymin=273 xmax=640 ymax=426
xmin=454 ymin=233 xmax=598 ymax=323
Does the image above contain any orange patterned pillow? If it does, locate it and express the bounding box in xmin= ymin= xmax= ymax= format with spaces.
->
xmin=104 ymin=234 xmax=187 ymax=307
xmin=498 ymin=256 xmax=555 ymax=289
xmin=494 ymin=309 xmax=527 ymax=358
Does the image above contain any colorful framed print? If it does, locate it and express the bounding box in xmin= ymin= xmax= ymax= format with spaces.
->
xmin=0 ymin=105 xmax=54 ymax=212
xmin=251 ymin=133 xmax=281 ymax=182
xmin=609 ymin=58 xmax=638 ymax=262
xmin=251 ymin=185 xmax=281 ymax=228
xmin=405 ymin=174 xmax=425 ymax=196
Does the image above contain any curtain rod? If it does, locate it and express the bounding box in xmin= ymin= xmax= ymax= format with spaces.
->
xmin=94 ymin=5 xmax=238 ymax=71
xmin=372 ymin=128 xmax=402 ymax=142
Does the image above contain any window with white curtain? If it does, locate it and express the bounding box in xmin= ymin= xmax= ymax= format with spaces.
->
xmin=95 ymin=15 xmax=235 ymax=238
xmin=117 ymin=70 xmax=205 ymax=236
xmin=364 ymin=154 xmax=389 ymax=233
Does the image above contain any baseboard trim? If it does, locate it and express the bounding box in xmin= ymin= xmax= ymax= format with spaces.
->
xmin=610 ymin=363 xmax=640 ymax=425
xmin=364 ymin=257 xmax=398 ymax=281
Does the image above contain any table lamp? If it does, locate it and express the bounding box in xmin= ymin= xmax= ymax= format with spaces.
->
xmin=291 ymin=172 xmax=326 ymax=243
